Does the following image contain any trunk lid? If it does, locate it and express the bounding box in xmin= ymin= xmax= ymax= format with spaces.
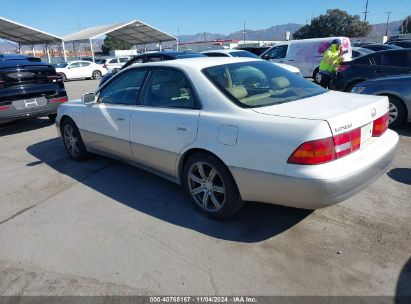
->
xmin=252 ymin=91 xmax=389 ymax=136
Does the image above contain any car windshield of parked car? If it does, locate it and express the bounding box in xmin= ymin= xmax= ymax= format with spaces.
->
xmin=203 ymin=61 xmax=326 ymax=108
xmin=56 ymin=63 xmax=68 ymax=68
xmin=229 ymin=51 xmax=258 ymax=58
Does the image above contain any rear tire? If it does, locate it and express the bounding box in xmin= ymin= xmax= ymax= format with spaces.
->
xmin=183 ymin=152 xmax=244 ymax=219
xmin=385 ymin=95 xmax=407 ymax=128
xmin=92 ymin=70 xmax=102 ymax=80
xmin=112 ymin=68 xmax=119 ymax=73
xmin=61 ymin=118 xmax=88 ymax=161
xmin=48 ymin=114 xmax=57 ymax=123
xmin=313 ymin=68 xmax=321 ymax=84
xmin=59 ymin=73 xmax=67 ymax=82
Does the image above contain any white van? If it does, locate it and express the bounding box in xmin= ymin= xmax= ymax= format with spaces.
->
xmin=260 ymin=37 xmax=352 ymax=81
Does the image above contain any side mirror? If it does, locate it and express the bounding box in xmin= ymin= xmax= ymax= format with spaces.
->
xmin=82 ymin=92 xmax=96 ymax=104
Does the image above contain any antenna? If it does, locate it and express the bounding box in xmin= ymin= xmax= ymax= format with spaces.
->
xmin=363 ymin=0 xmax=370 ymax=21
xmin=385 ymin=11 xmax=393 ymax=36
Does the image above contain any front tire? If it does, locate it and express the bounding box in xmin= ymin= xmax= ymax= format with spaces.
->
xmin=183 ymin=152 xmax=244 ymax=219
xmin=61 ymin=119 xmax=88 ymax=161
xmin=92 ymin=70 xmax=102 ymax=80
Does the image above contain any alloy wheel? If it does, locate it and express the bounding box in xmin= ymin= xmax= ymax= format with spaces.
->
xmin=188 ymin=162 xmax=226 ymax=212
xmin=389 ymin=102 xmax=399 ymax=125
xmin=63 ymin=124 xmax=79 ymax=157
xmin=93 ymin=71 xmax=102 ymax=79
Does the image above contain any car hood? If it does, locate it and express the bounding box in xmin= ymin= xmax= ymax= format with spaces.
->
xmin=252 ymin=90 xmax=389 ymax=135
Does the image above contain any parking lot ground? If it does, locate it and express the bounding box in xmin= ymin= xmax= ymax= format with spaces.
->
xmin=0 ymin=80 xmax=410 ymax=296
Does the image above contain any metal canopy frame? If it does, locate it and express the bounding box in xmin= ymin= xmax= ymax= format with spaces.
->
xmin=63 ymin=20 xmax=177 ymax=61
xmin=0 ymin=16 xmax=66 ymax=62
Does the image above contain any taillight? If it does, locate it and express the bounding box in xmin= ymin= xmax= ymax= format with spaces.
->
xmin=288 ymin=127 xmax=362 ymax=165
xmin=333 ymin=128 xmax=361 ymax=158
xmin=337 ymin=65 xmax=350 ymax=72
xmin=50 ymin=97 xmax=68 ymax=103
xmin=0 ymin=105 xmax=11 ymax=111
xmin=288 ymin=137 xmax=336 ymax=165
xmin=372 ymin=112 xmax=389 ymax=137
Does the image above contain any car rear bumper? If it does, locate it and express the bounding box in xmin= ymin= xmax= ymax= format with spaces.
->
xmin=0 ymin=101 xmax=61 ymax=124
xmin=230 ymin=130 xmax=399 ymax=209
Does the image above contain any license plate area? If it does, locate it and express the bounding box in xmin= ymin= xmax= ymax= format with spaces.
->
xmin=361 ymin=122 xmax=373 ymax=144
xmin=12 ymin=97 xmax=47 ymax=110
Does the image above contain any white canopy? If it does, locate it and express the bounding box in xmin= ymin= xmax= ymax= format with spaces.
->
xmin=0 ymin=16 xmax=63 ymax=44
xmin=63 ymin=20 xmax=176 ymax=44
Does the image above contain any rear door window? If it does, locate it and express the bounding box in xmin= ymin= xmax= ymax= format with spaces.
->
xmin=381 ymin=52 xmax=407 ymax=67
xmin=119 ymin=57 xmax=129 ymax=63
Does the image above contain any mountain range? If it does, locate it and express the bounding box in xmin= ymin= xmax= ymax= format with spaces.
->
xmin=0 ymin=20 xmax=404 ymax=52
xmin=179 ymin=21 xmax=403 ymax=43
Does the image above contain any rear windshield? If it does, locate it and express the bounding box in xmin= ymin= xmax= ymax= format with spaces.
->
xmin=175 ymin=53 xmax=206 ymax=59
xmin=203 ymin=61 xmax=326 ymax=108
xmin=229 ymin=51 xmax=258 ymax=58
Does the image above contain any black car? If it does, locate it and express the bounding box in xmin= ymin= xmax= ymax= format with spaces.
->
xmin=386 ymin=40 xmax=411 ymax=49
xmin=331 ymin=49 xmax=411 ymax=92
xmin=352 ymin=75 xmax=411 ymax=128
xmin=235 ymin=46 xmax=270 ymax=56
xmin=361 ymin=43 xmax=401 ymax=52
xmin=99 ymin=52 xmax=206 ymax=87
xmin=0 ymin=54 xmax=68 ymax=124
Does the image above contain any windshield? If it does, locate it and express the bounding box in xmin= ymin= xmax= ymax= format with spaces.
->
xmin=56 ymin=63 xmax=68 ymax=68
xmin=203 ymin=61 xmax=326 ymax=108
xmin=229 ymin=51 xmax=258 ymax=58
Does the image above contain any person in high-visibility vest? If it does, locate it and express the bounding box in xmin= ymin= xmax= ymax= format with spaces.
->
xmin=318 ymin=39 xmax=343 ymax=88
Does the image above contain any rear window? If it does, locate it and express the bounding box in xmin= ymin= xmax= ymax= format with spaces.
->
xmin=229 ymin=51 xmax=258 ymax=58
xmin=175 ymin=53 xmax=206 ymax=59
xmin=203 ymin=61 xmax=325 ymax=108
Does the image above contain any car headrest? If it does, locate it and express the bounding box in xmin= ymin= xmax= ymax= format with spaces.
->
xmin=159 ymin=81 xmax=181 ymax=99
xmin=271 ymin=76 xmax=290 ymax=90
xmin=226 ymin=86 xmax=248 ymax=100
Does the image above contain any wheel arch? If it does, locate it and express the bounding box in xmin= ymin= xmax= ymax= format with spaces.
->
xmin=177 ymin=148 xmax=232 ymax=184
xmin=377 ymin=93 xmax=408 ymax=122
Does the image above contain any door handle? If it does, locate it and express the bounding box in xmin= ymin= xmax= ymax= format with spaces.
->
xmin=116 ymin=115 xmax=126 ymax=121
xmin=287 ymin=59 xmax=295 ymax=62
xmin=177 ymin=124 xmax=188 ymax=131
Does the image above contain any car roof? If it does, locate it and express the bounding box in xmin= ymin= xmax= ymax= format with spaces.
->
xmin=130 ymin=56 xmax=259 ymax=70
xmin=202 ymin=49 xmax=236 ymax=54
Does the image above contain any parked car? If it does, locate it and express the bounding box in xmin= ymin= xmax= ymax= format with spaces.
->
xmin=259 ymin=37 xmax=352 ymax=80
xmin=99 ymin=51 xmax=206 ymax=87
xmin=352 ymin=47 xmax=374 ymax=58
xmin=331 ymin=49 xmax=411 ymax=92
xmin=360 ymin=43 xmax=401 ymax=52
xmin=352 ymin=75 xmax=411 ymax=128
xmin=0 ymin=54 xmax=68 ymax=124
xmin=103 ymin=57 xmax=132 ymax=73
xmin=56 ymin=61 xmax=107 ymax=81
xmin=201 ymin=49 xmax=301 ymax=75
xmin=235 ymin=46 xmax=270 ymax=56
xmin=56 ymin=57 xmax=398 ymax=218
xmin=386 ymin=40 xmax=411 ymax=48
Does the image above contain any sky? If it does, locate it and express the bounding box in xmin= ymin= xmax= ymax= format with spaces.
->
xmin=1 ymin=0 xmax=411 ymax=37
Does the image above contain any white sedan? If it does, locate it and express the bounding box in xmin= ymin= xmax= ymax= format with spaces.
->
xmin=56 ymin=61 xmax=107 ymax=81
xmin=56 ymin=57 xmax=398 ymax=218
xmin=201 ymin=49 xmax=302 ymax=75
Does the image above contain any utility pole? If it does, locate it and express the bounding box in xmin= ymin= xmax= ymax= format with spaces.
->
xmin=177 ymin=26 xmax=180 ymax=51
xmin=385 ymin=11 xmax=392 ymax=36
xmin=363 ymin=0 xmax=370 ymax=21
xmin=243 ymin=20 xmax=246 ymax=44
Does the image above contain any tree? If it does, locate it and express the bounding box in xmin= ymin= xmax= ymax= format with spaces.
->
xmin=293 ymin=9 xmax=372 ymax=39
xmin=399 ymin=15 xmax=411 ymax=34
xmin=101 ymin=36 xmax=131 ymax=54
